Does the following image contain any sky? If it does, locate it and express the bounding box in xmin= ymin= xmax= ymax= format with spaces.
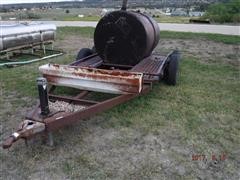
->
xmin=0 ymin=0 xmax=83 ymax=5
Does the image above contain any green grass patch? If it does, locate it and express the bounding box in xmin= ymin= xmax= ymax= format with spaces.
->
xmin=63 ymin=16 xmax=100 ymax=21
xmin=61 ymin=15 xmax=189 ymax=23
xmin=0 ymin=54 xmax=73 ymax=97
xmin=154 ymin=15 xmax=190 ymax=24
xmin=57 ymin=27 xmax=95 ymax=40
xmin=62 ymin=154 xmax=112 ymax=179
xmin=160 ymin=31 xmax=240 ymax=44
xmin=99 ymin=57 xmax=240 ymax=153
xmin=62 ymin=15 xmax=189 ymax=24
xmin=0 ymin=49 xmax=58 ymax=65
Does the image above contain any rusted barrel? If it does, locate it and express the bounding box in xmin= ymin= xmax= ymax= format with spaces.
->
xmin=94 ymin=10 xmax=160 ymax=65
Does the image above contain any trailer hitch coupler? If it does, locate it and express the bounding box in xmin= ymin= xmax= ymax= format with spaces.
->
xmin=37 ymin=77 xmax=50 ymax=116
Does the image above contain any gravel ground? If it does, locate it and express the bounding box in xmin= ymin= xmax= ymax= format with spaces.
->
xmin=49 ymin=101 xmax=86 ymax=113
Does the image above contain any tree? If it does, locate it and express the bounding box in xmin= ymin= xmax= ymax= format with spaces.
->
xmin=204 ymin=0 xmax=240 ymax=23
xmin=65 ymin=9 xmax=70 ymax=14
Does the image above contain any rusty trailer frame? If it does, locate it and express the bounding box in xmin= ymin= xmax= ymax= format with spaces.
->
xmin=2 ymin=52 xmax=174 ymax=149
xmin=39 ymin=63 xmax=143 ymax=94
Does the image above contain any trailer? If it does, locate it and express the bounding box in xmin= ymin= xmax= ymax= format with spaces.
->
xmin=0 ymin=22 xmax=63 ymax=67
xmin=2 ymin=50 xmax=180 ymax=149
xmin=2 ymin=0 xmax=181 ymax=149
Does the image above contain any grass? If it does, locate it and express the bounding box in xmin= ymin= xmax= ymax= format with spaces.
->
xmin=63 ymin=15 xmax=100 ymax=21
xmin=0 ymin=28 xmax=239 ymax=179
xmin=57 ymin=27 xmax=95 ymax=40
xmin=0 ymin=49 xmax=59 ymax=65
xmin=160 ymin=31 xmax=240 ymax=44
xmin=56 ymin=27 xmax=240 ymax=45
xmin=62 ymin=15 xmax=190 ymax=24
xmin=101 ymin=57 xmax=239 ymax=134
xmin=154 ymin=15 xmax=190 ymax=24
xmin=0 ymin=54 xmax=73 ymax=97
xmin=0 ymin=8 xmax=101 ymax=21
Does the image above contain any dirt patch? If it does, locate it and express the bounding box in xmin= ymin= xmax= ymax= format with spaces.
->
xmin=1 ymin=116 xmax=238 ymax=179
xmin=156 ymin=39 xmax=240 ymax=66
xmin=79 ymin=124 xmax=238 ymax=179
xmin=55 ymin=36 xmax=94 ymax=54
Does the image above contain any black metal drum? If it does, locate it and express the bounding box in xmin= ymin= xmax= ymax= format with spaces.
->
xmin=94 ymin=10 xmax=160 ymax=65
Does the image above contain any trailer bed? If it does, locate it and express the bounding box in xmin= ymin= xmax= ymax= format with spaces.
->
xmin=2 ymin=52 xmax=173 ymax=149
xmin=71 ymin=54 xmax=167 ymax=76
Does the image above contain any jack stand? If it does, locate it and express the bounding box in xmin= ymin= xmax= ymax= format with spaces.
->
xmin=37 ymin=77 xmax=50 ymax=116
xmin=24 ymin=139 xmax=29 ymax=147
xmin=47 ymin=132 xmax=54 ymax=147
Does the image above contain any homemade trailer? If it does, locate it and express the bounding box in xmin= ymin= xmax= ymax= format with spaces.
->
xmin=0 ymin=22 xmax=63 ymax=67
xmin=2 ymin=0 xmax=181 ymax=149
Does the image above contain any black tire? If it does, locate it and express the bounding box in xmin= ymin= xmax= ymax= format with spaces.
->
xmin=92 ymin=46 xmax=96 ymax=53
xmin=164 ymin=50 xmax=180 ymax=86
xmin=76 ymin=48 xmax=93 ymax=60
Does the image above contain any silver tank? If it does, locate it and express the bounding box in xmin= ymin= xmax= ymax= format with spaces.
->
xmin=0 ymin=23 xmax=56 ymax=52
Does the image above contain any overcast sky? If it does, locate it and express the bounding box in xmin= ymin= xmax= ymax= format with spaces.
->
xmin=0 ymin=0 xmax=83 ymax=5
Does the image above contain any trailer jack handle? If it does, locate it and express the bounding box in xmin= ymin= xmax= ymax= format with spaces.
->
xmin=2 ymin=120 xmax=45 ymax=149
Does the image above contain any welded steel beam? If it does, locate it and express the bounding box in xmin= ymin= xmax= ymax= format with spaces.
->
xmin=44 ymin=85 xmax=151 ymax=131
xmin=39 ymin=64 xmax=143 ymax=94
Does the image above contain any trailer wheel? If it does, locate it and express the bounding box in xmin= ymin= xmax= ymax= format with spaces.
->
xmin=92 ymin=46 xmax=96 ymax=53
xmin=164 ymin=50 xmax=180 ymax=86
xmin=76 ymin=48 xmax=93 ymax=60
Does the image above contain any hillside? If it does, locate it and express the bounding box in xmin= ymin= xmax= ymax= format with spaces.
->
xmin=1 ymin=0 xmax=232 ymax=9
